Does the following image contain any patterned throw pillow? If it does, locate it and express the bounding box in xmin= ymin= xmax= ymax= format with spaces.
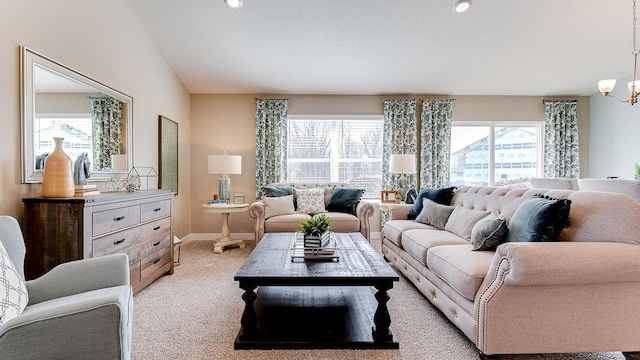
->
xmin=505 ymin=194 xmax=572 ymax=242
xmin=0 ymin=240 xmax=28 ymax=326
xmin=295 ymin=188 xmax=327 ymax=215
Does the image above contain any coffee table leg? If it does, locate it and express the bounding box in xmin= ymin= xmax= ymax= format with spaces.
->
xmin=372 ymin=282 xmax=393 ymax=342
xmin=239 ymin=284 xmax=258 ymax=339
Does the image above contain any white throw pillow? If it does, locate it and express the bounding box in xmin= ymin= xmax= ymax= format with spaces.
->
xmin=262 ymin=195 xmax=296 ymax=219
xmin=0 ymin=240 xmax=28 ymax=326
xmin=295 ymin=188 xmax=327 ymax=215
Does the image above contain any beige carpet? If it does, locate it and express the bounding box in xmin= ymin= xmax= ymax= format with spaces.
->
xmin=132 ymin=239 xmax=625 ymax=360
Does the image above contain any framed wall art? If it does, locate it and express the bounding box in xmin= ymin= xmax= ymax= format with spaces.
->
xmin=159 ymin=115 xmax=178 ymax=195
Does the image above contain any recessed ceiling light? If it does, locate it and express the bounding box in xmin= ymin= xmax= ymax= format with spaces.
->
xmin=224 ymin=0 xmax=242 ymax=8
xmin=453 ymin=0 xmax=471 ymax=13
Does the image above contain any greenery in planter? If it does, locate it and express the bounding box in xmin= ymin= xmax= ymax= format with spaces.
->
xmin=635 ymin=163 xmax=640 ymax=180
xmin=299 ymin=214 xmax=331 ymax=237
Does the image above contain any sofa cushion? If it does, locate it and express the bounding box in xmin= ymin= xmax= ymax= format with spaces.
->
xmin=295 ymin=188 xmax=327 ymax=215
xmin=415 ymin=198 xmax=455 ymax=229
xmin=402 ymin=229 xmax=469 ymax=266
xmin=471 ymin=213 xmax=508 ymax=251
xmin=382 ymin=220 xmax=435 ymax=248
xmin=263 ymin=185 xmax=294 ymax=198
xmin=408 ymin=186 xmax=456 ymax=220
xmin=265 ymin=213 xmax=311 ymax=233
xmin=427 ymin=244 xmax=495 ymax=301
xmin=325 ymin=187 xmax=364 ymax=216
xmin=506 ymin=194 xmax=572 ymax=242
xmin=444 ymin=207 xmax=490 ymax=241
xmin=0 ymin=240 xmax=28 ymax=326
xmin=262 ymin=195 xmax=295 ymax=219
xmin=323 ymin=212 xmax=360 ymax=232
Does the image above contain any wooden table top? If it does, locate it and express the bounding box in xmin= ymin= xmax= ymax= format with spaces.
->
xmin=235 ymin=232 xmax=399 ymax=286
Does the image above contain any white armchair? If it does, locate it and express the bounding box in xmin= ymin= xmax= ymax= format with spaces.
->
xmin=0 ymin=216 xmax=133 ymax=360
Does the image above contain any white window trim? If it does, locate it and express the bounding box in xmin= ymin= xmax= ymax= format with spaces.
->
xmin=451 ymin=121 xmax=544 ymax=185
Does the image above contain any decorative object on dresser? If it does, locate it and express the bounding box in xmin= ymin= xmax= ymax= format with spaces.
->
xmin=208 ymin=151 xmax=242 ymax=202
xmin=41 ymin=137 xmax=75 ymax=198
xmin=74 ymin=184 xmax=100 ymax=197
xmin=73 ymin=152 xmax=91 ymax=185
xmin=22 ymin=189 xmax=175 ymax=294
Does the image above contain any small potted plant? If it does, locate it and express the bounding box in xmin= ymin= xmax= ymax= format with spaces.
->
xmin=635 ymin=162 xmax=640 ymax=180
xmin=395 ymin=194 xmax=403 ymax=204
xmin=299 ymin=214 xmax=331 ymax=248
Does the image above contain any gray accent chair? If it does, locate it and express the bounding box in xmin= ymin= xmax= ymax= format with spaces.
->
xmin=0 ymin=216 xmax=133 ymax=360
xmin=578 ymin=178 xmax=640 ymax=202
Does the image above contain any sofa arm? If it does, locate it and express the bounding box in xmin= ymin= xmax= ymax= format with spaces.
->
xmin=26 ymin=253 xmax=129 ymax=305
xmin=387 ymin=204 xmax=412 ymax=220
xmin=356 ymin=200 xmax=375 ymax=241
xmin=492 ymin=242 xmax=640 ymax=286
xmin=248 ymin=201 xmax=266 ymax=243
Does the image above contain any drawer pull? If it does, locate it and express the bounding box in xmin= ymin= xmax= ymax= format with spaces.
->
xmin=152 ymin=258 xmax=161 ymax=264
xmin=113 ymin=239 xmax=126 ymax=245
xmin=153 ymin=208 xmax=162 ymax=212
xmin=113 ymin=216 xmax=125 ymax=222
xmin=152 ymin=241 xmax=161 ymax=246
xmin=153 ymin=226 xmax=161 ymax=231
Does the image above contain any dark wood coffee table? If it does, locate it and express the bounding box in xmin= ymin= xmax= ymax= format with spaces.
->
xmin=234 ymin=232 xmax=399 ymax=349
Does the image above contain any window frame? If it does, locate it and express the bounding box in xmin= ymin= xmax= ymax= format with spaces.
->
xmin=450 ymin=121 xmax=544 ymax=186
xmin=286 ymin=114 xmax=384 ymax=198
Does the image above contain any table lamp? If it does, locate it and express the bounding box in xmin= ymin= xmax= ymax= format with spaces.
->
xmin=208 ymin=151 xmax=242 ymax=202
xmin=389 ymin=154 xmax=416 ymax=200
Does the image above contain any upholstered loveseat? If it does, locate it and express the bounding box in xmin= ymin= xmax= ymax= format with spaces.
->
xmin=382 ymin=185 xmax=640 ymax=358
xmin=248 ymin=182 xmax=375 ymax=243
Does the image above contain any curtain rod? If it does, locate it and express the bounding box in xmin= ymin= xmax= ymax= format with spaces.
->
xmin=381 ymin=98 xmax=456 ymax=103
xmin=542 ymin=99 xmax=578 ymax=104
xmin=254 ymin=97 xmax=289 ymax=101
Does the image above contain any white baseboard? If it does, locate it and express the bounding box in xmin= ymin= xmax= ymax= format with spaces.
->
xmin=181 ymin=232 xmax=381 ymax=243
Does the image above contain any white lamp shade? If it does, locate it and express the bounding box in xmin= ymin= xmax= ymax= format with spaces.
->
xmin=628 ymin=80 xmax=640 ymax=93
xmin=598 ymin=79 xmax=616 ymax=93
xmin=389 ymin=154 xmax=416 ymax=174
xmin=208 ymin=154 xmax=242 ymax=175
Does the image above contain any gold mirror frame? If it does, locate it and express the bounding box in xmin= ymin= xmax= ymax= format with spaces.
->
xmin=20 ymin=46 xmax=134 ymax=183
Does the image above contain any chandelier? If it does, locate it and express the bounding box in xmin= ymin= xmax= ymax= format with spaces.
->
xmin=598 ymin=0 xmax=640 ymax=105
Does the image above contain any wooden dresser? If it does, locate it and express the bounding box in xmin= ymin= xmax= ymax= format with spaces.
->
xmin=22 ymin=189 xmax=175 ymax=294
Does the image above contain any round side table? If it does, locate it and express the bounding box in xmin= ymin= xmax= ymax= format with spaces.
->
xmin=202 ymin=203 xmax=249 ymax=254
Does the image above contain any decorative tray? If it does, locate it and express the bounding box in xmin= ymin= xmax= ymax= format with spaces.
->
xmin=290 ymin=232 xmax=340 ymax=261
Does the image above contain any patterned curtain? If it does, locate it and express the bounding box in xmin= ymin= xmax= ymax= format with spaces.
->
xmin=420 ymin=99 xmax=454 ymax=188
xmin=255 ymin=99 xmax=288 ymax=198
xmin=543 ymin=101 xmax=580 ymax=178
xmin=90 ymin=97 xmax=123 ymax=170
xmin=382 ymin=100 xmax=418 ymax=190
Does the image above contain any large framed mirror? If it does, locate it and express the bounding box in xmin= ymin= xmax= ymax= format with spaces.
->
xmin=20 ymin=46 xmax=133 ymax=183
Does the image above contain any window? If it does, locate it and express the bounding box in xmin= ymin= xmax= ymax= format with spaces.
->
xmin=34 ymin=116 xmax=93 ymax=167
xmin=287 ymin=116 xmax=384 ymax=198
xmin=450 ymin=123 xmax=542 ymax=187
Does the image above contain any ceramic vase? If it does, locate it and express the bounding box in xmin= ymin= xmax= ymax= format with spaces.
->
xmin=41 ymin=137 xmax=75 ymax=198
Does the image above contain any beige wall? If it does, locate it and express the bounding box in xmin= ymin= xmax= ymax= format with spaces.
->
xmin=190 ymin=94 xmax=590 ymax=235
xmin=1 ymin=0 xmax=192 ymax=236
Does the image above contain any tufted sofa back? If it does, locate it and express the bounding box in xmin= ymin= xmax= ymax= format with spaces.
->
xmin=268 ymin=182 xmax=353 ymax=205
xmin=452 ymin=186 xmax=640 ymax=245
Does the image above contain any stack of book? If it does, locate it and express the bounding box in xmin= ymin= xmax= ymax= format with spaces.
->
xmin=303 ymin=232 xmax=333 ymax=256
xmin=74 ymin=184 xmax=100 ymax=197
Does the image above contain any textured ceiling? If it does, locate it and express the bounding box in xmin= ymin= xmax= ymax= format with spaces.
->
xmin=124 ymin=0 xmax=632 ymax=96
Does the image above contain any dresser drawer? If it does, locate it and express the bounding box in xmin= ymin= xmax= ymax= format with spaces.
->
xmin=141 ymin=246 xmax=171 ymax=279
xmin=130 ymin=261 xmax=141 ymax=285
xmin=141 ymin=199 xmax=171 ymax=222
xmin=93 ymin=227 xmax=141 ymax=257
xmin=93 ymin=205 xmax=141 ymax=237
xmin=140 ymin=217 xmax=171 ymax=243
xmin=140 ymin=233 xmax=171 ymax=260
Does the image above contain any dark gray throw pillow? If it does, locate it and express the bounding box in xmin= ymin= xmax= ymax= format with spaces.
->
xmin=408 ymin=186 xmax=456 ymax=220
xmin=325 ymin=187 xmax=365 ymax=216
xmin=262 ymin=186 xmax=294 ymax=197
xmin=505 ymin=194 xmax=572 ymax=243
xmin=415 ymin=198 xmax=455 ymax=229
xmin=471 ymin=213 xmax=508 ymax=251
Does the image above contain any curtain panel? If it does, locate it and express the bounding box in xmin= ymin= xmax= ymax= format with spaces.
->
xmin=543 ymin=101 xmax=580 ymax=178
xmin=420 ymin=99 xmax=453 ymax=188
xmin=382 ymin=100 xmax=418 ymax=190
xmin=90 ymin=97 xmax=123 ymax=170
xmin=255 ymin=99 xmax=288 ymax=199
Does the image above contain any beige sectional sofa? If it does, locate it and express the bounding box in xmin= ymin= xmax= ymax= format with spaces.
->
xmin=248 ymin=182 xmax=375 ymax=243
xmin=382 ymin=185 xmax=640 ymax=358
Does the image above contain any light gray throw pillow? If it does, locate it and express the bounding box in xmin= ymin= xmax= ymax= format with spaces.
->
xmin=415 ymin=198 xmax=455 ymax=229
xmin=262 ymin=194 xmax=296 ymax=219
xmin=471 ymin=213 xmax=508 ymax=251
xmin=445 ymin=207 xmax=491 ymax=241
